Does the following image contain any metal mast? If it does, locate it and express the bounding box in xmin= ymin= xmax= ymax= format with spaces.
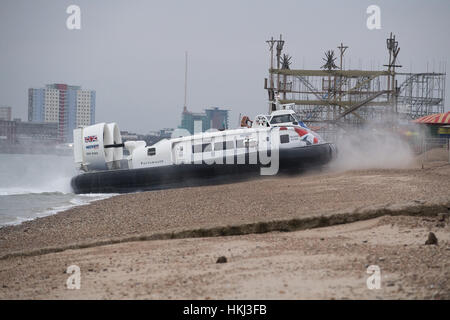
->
xmin=184 ymin=51 xmax=188 ymax=112
xmin=266 ymin=37 xmax=276 ymax=113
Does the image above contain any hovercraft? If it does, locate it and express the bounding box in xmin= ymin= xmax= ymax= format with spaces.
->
xmin=70 ymin=106 xmax=336 ymax=194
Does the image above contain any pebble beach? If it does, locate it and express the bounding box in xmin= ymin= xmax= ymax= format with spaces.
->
xmin=0 ymin=151 xmax=449 ymax=299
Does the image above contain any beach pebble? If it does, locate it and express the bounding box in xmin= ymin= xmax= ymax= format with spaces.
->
xmin=425 ymin=232 xmax=438 ymax=245
xmin=216 ymin=256 xmax=227 ymax=264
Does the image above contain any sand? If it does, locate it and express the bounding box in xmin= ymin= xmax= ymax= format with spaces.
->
xmin=0 ymin=153 xmax=449 ymax=299
xmin=0 ymin=215 xmax=449 ymax=299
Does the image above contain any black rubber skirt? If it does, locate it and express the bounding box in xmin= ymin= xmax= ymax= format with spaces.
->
xmin=71 ymin=143 xmax=335 ymax=194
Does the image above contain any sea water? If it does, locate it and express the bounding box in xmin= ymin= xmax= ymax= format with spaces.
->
xmin=0 ymin=153 xmax=116 ymax=227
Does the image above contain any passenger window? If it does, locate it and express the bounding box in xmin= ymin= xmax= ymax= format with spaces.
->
xmin=203 ymin=143 xmax=212 ymax=152
xmin=192 ymin=143 xmax=211 ymax=153
xmin=214 ymin=141 xmax=234 ymax=150
xmin=214 ymin=142 xmax=223 ymax=151
xmin=280 ymin=135 xmax=290 ymax=144
xmin=147 ymin=148 xmax=156 ymax=156
xmin=225 ymin=141 xmax=234 ymax=149
xmin=236 ymin=140 xmax=245 ymax=148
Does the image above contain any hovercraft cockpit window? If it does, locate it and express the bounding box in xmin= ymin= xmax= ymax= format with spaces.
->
xmin=270 ymin=114 xmax=296 ymax=124
xmin=147 ymin=148 xmax=156 ymax=156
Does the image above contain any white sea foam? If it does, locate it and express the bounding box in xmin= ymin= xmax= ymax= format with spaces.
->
xmin=0 ymin=189 xmax=68 ymax=196
xmin=1 ymin=216 xmax=35 ymax=226
xmin=69 ymin=193 xmax=117 ymax=206
xmin=1 ymin=193 xmax=118 ymax=227
xmin=40 ymin=194 xmax=117 ymax=217
xmin=0 ymin=153 xmax=118 ymax=227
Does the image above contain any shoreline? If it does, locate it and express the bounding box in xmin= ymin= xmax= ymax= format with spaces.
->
xmin=0 ymin=192 xmax=117 ymax=228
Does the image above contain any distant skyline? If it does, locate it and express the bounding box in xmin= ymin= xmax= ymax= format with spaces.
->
xmin=1 ymin=0 xmax=449 ymax=133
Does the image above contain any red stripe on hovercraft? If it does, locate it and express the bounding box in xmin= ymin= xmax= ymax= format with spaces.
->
xmin=294 ymin=127 xmax=308 ymax=136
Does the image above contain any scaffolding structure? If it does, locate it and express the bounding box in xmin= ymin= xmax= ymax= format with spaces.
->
xmin=264 ymin=34 xmax=446 ymax=140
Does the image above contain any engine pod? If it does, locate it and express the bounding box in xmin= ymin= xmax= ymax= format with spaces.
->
xmin=82 ymin=123 xmax=113 ymax=170
xmin=106 ymin=122 xmax=123 ymax=169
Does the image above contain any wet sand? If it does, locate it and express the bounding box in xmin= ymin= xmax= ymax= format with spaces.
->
xmin=0 ymin=153 xmax=449 ymax=299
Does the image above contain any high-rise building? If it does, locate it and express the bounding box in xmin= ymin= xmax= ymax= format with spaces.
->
xmin=205 ymin=107 xmax=229 ymax=131
xmin=179 ymin=106 xmax=229 ymax=134
xmin=180 ymin=107 xmax=209 ymax=134
xmin=0 ymin=106 xmax=12 ymax=121
xmin=28 ymin=83 xmax=96 ymax=142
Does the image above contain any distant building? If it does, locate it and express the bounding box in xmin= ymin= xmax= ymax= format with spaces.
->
xmin=15 ymin=120 xmax=59 ymax=144
xmin=180 ymin=107 xmax=209 ymax=134
xmin=120 ymin=131 xmax=139 ymax=142
xmin=205 ymin=107 xmax=229 ymax=131
xmin=0 ymin=120 xmax=16 ymax=144
xmin=179 ymin=106 xmax=229 ymax=134
xmin=28 ymin=83 xmax=96 ymax=142
xmin=158 ymin=128 xmax=175 ymax=139
xmin=0 ymin=119 xmax=58 ymax=145
xmin=121 ymin=128 xmax=175 ymax=147
xmin=0 ymin=106 xmax=12 ymax=121
xmin=141 ymin=128 xmax=174 ymax=145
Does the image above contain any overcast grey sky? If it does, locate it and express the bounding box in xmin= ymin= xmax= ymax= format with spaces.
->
xmin=1 ymin=0 xmax=449 ymax=133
